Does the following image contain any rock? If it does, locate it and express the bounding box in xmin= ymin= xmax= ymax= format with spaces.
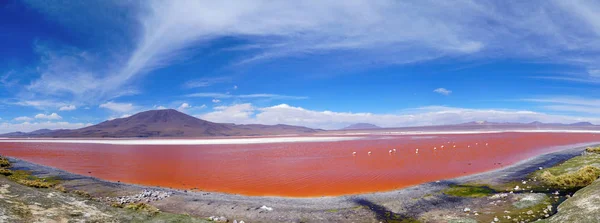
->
xmin=260 ymin=205 xmax=273 ymax=211
xmin=463 ymin=207 xmax=471 ymax=213
xmin=233 ymin=220 xmax=237 ymax=223
xmin=215 ymin=216 xmax=227 ymax=222
xmin=239 ymin=221 xmax=245 ymax=223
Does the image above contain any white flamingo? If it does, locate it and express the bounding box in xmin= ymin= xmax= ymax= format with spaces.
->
xmin=486 ymin=143 xmax=489 ymax=146
xmin=453 ymin=145 xmax=456 ymax=148
xmin=415 ymin=148 xmax=419 ymax=154
xmin=441 ymin=145 xmax=444 ymax=148
xmin=393 ymin=149 xmax=396 ymax=152
xmin=389 ymin=149 xmax=393 ymax=154
xmin=434 ymin=147 xmax=437 ymax=150
xmin=353 ymin=152 xmax=357 ymax=156
xmin=368 ymin=151 xmax=372 ymax=155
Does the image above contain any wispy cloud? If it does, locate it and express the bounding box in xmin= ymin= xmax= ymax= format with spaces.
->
xmin=14 ymin=116 xmax=33 ymax=122
xmin=433 ymin=88 xmax=452 ymax=95
xmin=34 ymin=113 xmax=62 ymax=120
xmin=524 ymin=96 xmax=600 ymax=115
xmin=183 ymin=77 xmax=231 ymax=88
xmin=18 ymin=0 xmax=600 ymax=105
xmin=186 ymin=92 xmax=307 ymax=100
xmin=177 ymin=102 xmax=191 ymax=111
xmin=99 ymin=101 xmax=137 ymax=113
xmin=59 ymin=105 xmax=77 ymax=111
xmin=13 ymin=99 xmax=67 ymax=110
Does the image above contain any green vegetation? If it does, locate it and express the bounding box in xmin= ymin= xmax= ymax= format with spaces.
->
xmin=0 ymin=155 xmax=13 ymax=176
xmin=72 ymin=189 xmax=92 ymax=198
xmin=529 ymin=152 xmax=600 ymax=189
xmin=54 ymin=184 xmax=67 ymax=193
xmin=536 ymin=153 xmax=600 ymax=176
xmin=7 ymin=170 xmax=60 ymax=188
xmin=586 ymin=146 xmax=600 ymax=154
xmin=0 ymin=156 xmax=11 ymax=168
xmin=442 ymin=184 xmax=495 ymax=198
xmin=540 ymin=165 xmax=600 ymax=188
xmin=125 ymin=202 xmax=160 ymax=215
xmin=0 ymin=168 xmax=13 ymax=176
xmin=0 ymin=155 xmax=64 ymax=189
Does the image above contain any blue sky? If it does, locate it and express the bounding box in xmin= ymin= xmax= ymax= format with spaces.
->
xmin=2 ymin=0 xmax=600 ymax=132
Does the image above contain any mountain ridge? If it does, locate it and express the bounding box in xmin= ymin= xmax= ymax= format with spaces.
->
xmin=1 ymin=109 xmax=319 ymax=138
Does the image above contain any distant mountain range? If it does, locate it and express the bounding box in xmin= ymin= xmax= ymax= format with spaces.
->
xmin=334 ymin=120 xmax=600 ymax=132
xmin=0 ymin=109 xmax=319 ymax=138
xmin=2 ymin=112 xmax=599 ymax=138
xmin=341 ymin=123 xmax=382 ymax=130
xmin=459 ymin=121 xmax=595 ymax=127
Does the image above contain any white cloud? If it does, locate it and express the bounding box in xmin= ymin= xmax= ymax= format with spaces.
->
xmin=99 ymin=101 xmax=136 ymax=113
xmin=59 ymin=105 xmax=77 ymax=111
xmin=178 ymin=103 xmax=191 ymax=110
xmin=198 ymin=103 xmax=600 ymax=130
xmin=14 ymin=100 xmax=67 ymax=110
xmin=34 ymin=113 xmax=62 ymax=120
xmin=524 ymin=96 xmax=600 ymax=115
xmin=0 ymin=121 xmax=91 ymax=134
xmin=24 ymin=43 xmax=139 ymax=103
xmin=199 ymin=103 xmax=255 ymax=123
xmin=183 ymin=77 xmax=231 ymax=88
xmin=187 ymin=92 xmax=307 ymax=100
xmin=212 ymin=99 xmax=221 ymax=103
xmin=14 ymin=116 xmax=33 ymax=122
xmin=433 ymin=88 xmax=452 ymax=95
xmin=154 ymin=105 xmax=167 ymax=109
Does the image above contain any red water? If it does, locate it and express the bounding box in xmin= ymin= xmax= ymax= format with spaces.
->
xmin=0 ymin=132 xmax=599 ymax=197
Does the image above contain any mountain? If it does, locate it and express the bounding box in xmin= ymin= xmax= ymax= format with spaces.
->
xmin=342 ymin=123 xmax=382 ymax=130
xmin=568 ymin=122 xmax=595 ymax=126
xmin=6 ymin=109 xmax=319 ymax=138
xmin=0 ymin=129 xmax=59 ymax=137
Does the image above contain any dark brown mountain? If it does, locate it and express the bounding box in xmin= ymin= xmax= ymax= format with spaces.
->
xmin=16 ymin=109 xmax=319 ymax=138
xmin=341 ymin=123 xmax=381 ymax=130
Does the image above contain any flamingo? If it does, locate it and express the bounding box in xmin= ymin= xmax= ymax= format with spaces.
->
xmin=453 ymin=145 xmax=456 ymax=148
xmin=393 ymin=149 xmax=396 ymax=152
xmin=468 ymin=145 xmax=471 ymax=148
xmin=486 ymin=143 xmax=489 ymax=146
xmin=368 ymin=151 xmax=372 ymax=155
xmin=352 ymin=152 xmax=357 ymax=156
xmin=441 ymin=145 xmax=444 ymax=148
xmin=434 ymin=147 xmax=437 ymax=150
xmin=389 ymin=149 xmax=393 ymax=154
xmin=415 ymin=148 xmax=419 ymax=154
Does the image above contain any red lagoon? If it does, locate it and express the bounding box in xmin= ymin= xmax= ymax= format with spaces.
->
xmin=1 ymin=132 xmax=599 ymax=197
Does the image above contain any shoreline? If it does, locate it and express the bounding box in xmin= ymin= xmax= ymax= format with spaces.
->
xmin=4 ymin=142 xmax=599 ymax=222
